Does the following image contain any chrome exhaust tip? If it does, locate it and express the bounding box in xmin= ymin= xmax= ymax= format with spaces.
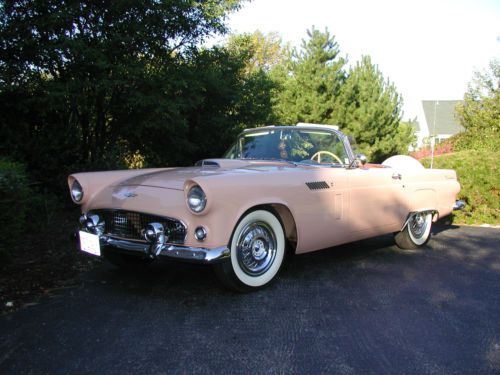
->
xmin=453 ymin=200 xmax=466 ymax=211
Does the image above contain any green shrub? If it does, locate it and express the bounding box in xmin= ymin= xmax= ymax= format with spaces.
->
xmin=0 ymin=158 xmax=30 ymax=260
xmin=451 ymin=128 xmax=499 ymax=153
xmin=421 ymin=150 xmax=499 ymax=225
xmin=0 ymin=158 xmax=65 ymax=264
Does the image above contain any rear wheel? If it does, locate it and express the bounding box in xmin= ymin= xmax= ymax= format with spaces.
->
xmin=394 ymin=212 xmax=433 ymax=249
xmin=214 ymin=210 xmax=286 ymax=292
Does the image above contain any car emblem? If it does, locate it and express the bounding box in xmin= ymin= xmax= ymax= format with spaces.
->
xmin=124 ymin=192 xmax=137 ymax=198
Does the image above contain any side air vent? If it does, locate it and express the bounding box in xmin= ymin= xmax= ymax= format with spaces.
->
xmin=306 ymin=181 xmax=330 ymax=190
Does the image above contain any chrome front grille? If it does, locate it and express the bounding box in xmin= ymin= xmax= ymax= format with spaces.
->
xmin=88 ymin=209 xmax=186 ymax=244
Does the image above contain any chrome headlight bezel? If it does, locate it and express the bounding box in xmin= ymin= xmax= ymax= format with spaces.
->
xmin=187 ymin=185 xmax=207 ymax=213
xmin=71 ymin=180 xmax=84 ymax=203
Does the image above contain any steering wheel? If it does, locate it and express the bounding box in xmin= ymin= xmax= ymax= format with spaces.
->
xmin=310 ymin=151 xmax=343 ymax=164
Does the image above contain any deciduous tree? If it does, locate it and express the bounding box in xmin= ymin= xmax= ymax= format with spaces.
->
xmin=226 ymin=31 xmax=290 ymax=74
xmin=455 ymin=59 xmax=499 ymax=151
xmin=0 ymin=0 xmax=256 ymax=189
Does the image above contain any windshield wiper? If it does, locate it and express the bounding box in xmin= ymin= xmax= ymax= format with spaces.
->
xmin=262 ymin=158 xmax=298 ymax=166
xmin=242 ymin=157 xmax=297 ymax=166
xmin=296 ymin=160 xmax=344 ymax=168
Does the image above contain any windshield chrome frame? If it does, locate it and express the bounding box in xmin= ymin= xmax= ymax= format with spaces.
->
xmin=232 ymin=125 xmax=355 ymax=166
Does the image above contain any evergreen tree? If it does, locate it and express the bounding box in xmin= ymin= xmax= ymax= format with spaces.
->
xmin=269 ymin=28 xmax=411 ymax=162
xmin=271 ymin=27 xmax=346 ymax=124
xmin=333 ymin=56 xmax=408 ymax=161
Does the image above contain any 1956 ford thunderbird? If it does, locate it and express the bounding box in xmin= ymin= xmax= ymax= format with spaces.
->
xmin=69 ymin=124 xmax=464 ymax=291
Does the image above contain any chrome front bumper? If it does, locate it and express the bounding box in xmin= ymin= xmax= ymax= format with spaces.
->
xmin=81 ymin=234 xmax=230 ymax=264
xmin=76 ymin=211 xmax=230 ymax=264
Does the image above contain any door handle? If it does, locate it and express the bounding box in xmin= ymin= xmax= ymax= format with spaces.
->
xmin=392 ymin=173 xmax=402 ymax=180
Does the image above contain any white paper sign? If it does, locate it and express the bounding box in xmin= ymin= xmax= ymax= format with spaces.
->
xmin=79 ymin=231 xmax=101 ymax=256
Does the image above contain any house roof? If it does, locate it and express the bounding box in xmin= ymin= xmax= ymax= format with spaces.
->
xmin=422 ymin=100 xmax=464 ymax=136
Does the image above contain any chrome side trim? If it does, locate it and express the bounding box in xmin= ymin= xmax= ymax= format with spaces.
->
xmin=453 ymin=200 xmax=466 ymax=211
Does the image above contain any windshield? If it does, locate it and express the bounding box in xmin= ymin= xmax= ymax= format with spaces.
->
xmin=224 ymin=128 xmax=350 ymax=166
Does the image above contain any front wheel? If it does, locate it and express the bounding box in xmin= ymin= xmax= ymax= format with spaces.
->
xmin=394 ymin=212 xmax=433 ymax=249
xmin=214 ymin=210 xmax=286 ymax=292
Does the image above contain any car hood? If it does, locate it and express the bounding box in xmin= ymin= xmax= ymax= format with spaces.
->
xmin=115 ymin=159 xmax=297 ymax=190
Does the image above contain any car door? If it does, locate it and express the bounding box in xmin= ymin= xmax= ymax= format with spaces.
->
xmin=347 ymin=166 xmax=408 ymax=237
xmin=293 ymin=165 xmax=350 ymax=253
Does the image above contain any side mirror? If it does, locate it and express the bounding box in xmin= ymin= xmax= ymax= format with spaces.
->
xmin=347 ymin=154 xmax=367 ymax=169
xmin=357 ymin=154 xmax=367 ymax=166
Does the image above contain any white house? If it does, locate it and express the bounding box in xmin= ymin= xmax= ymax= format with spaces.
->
xmin=413 ymin=100 xmax=464 ymax=149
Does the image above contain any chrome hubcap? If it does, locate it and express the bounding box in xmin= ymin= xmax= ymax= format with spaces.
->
xmin=252 ymin=239 xmax=267 ymax=260
xmin=236 ymin=221 xmax=277 ymax=276
xmin=410 ymin=213 xmax=428 ymax=239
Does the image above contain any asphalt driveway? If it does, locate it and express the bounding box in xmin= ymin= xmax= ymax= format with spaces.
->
xmin=1 ymin=224 xmax=499 ymax=375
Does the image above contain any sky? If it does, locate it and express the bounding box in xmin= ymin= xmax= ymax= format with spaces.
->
xmin=222 ymin=0 xmax=500 ymax=122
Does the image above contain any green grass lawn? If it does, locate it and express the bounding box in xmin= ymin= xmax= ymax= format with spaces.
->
xmin=421 ymin=150 xmax=499 ymax=225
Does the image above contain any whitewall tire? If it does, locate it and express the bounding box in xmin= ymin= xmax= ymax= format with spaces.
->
xmin=214 ymin=209 xmax=286 ymax=292
xmin=394 ymin=212 xmax=433 ymax=249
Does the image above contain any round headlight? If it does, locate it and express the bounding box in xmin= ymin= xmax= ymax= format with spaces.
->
xmin=187 ymin=185 xmax=207 ymax=213
xmin=71 ymin=180 xmax=84 ymax=202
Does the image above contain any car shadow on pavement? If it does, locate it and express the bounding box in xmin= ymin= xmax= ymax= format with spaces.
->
xmin=77 ymin=223 xmax=487 ymax=302
xmin=84 ymin=231 xmax=398 ymax=301
xmin=432 ymin=220 xmax=461 ymax=235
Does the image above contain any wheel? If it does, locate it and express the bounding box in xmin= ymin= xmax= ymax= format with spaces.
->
xmin=310 ymin=150 xmax=343 ymax=164
xmin=104 ymin=250 xmax=153 ymax=270
xmin=214 ymin=210 xmax=286 ymax=292
xmin=394 ymin=212 xmax=433 ymax=249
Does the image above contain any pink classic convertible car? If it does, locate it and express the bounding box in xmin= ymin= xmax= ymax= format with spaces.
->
xmin=69 ymin=124 xmax=464 ymax=291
